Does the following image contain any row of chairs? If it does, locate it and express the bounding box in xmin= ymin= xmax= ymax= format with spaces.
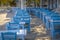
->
xmin=6 ymin=8 xmax=30 ymax=32
xmin=1 ymin=8 xmax=29 ymax=40
xmin=6 ymin=8 xmax=21 ymax=30
xmin=26 ymin=8 xmax=60 ymax=40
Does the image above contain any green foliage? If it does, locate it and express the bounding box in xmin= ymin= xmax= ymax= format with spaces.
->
xmin=26 ymin=0 xmax=40 ymax=7
xmin=0 ymin=0 xmax=16 ymax=6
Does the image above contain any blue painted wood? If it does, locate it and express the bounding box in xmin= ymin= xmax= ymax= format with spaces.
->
xmin=1 ymin=32 xmax=17 ymax=40
xmin=0 ymin=30 xmax=26 ymax=40
xmin=6 ymin=8 xmax=30 ymax=32
xmin=26 ymin=7 xmax=60 ymax=40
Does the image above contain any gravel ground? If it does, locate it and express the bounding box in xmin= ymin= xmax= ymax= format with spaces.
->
xmin=30 ymin=16 xmax=51 ymax=40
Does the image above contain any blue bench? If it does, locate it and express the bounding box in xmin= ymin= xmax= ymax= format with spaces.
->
xmin=6 ymin=22 xmax=20 ymax=30
xmin=1 ymin=32 xmax=17 ymax=40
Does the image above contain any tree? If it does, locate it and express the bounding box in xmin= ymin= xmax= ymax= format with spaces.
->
xmin=26 ymin=0 xmax=40 ymax=7
xmin=10 ymin=0 xmax=16 ymax=7
xmin=26 ymin=0 xmax=32 ymax=7
xmin=34 ymin=0 xmax=40 ymax=7
xmin=0 ymin=0 xmax=16 ymax=6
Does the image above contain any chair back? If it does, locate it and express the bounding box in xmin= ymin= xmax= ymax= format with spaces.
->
xmin=1 ymin=32 xmax=17 ymax=40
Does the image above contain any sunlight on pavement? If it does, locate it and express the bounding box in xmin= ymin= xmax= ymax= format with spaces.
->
xmin=0 ymin=13 xmax=11 ymax=25
xmin=35 ymin=37 xmax=51 ymax=40
xmin=32 ymin=24 xmax=51 ymax=40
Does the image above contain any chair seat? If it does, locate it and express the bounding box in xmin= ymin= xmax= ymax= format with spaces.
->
xmin=1 ymin=32 xmax=17 ymax=40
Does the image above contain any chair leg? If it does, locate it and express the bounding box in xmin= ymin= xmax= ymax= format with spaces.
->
xmin=22 ymin=36 xmax=24 ymax=40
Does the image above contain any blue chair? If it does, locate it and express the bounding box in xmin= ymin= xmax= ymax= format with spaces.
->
xmin=6 ymin=22 xmax=20 ymax=30
xmin=49 ymin=19 xmax=60 ymax=40
xmin=1 ymin=32 xmax=17 ymax=40
xmin=13 ymin=17 xmax=21 ymax=23
xmin=45 ymin=13 xmax=60 ymax=30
